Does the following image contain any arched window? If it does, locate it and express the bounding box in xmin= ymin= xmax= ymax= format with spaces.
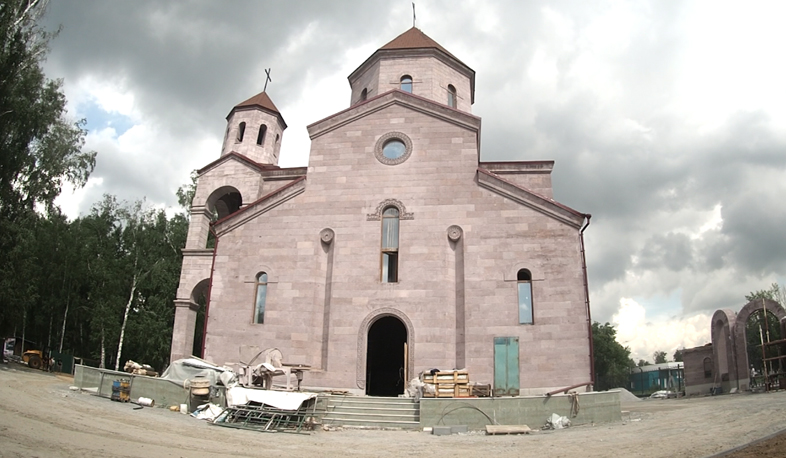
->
xmin=703 ymin=357 xmax=713 ymax=378
xmin=447 ymin=84 xmax=457 ymax=108
xmin=517 ymin=269 xmax=533 ymax=324
xmin=256 ymin=125 xmax=267 ymax=146
xmin=400 ymin=75 xmax=412 ymax=93
xmin=237 ymin=122 xmax=246 ymax=142
xmin=381 ymin=207 xmax=399 ymax=282
xmin=254 ymin=272 xmax=268 ymax=324
xmin=360 ymin=88 xmax=368 ymax=102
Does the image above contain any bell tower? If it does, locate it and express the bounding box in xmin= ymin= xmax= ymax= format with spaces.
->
xmin=221 ymin=91 xmax=286 ymax=165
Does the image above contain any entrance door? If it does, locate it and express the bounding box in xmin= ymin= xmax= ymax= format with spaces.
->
xmin=494 ymin=336 xmax=520 ymax=396
xmin=366 ymin=316 xmax=407 ymax=396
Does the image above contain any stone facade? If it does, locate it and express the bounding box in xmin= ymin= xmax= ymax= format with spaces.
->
xmin=170 ymin=27 xmax=593 ymax=396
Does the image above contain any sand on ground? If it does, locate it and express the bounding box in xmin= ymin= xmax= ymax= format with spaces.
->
xmin=1 ymin=364 xmax=785 ymax=458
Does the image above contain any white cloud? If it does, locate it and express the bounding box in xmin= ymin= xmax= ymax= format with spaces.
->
xmin=613 ymin=297 xmax=711 ymax=362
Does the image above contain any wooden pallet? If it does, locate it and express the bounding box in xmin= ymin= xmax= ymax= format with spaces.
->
xmin=421 ymin=370 xmax=469 ymax=385
xmin=470 ymin=384 xmax=491 ymax=397
xmin=421 ymin=371 xmax=472 ymax=398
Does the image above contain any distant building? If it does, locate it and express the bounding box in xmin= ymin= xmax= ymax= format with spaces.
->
xmin=629 ymin=362 xmax=684 ymax=395
xmin=170 ymin=27 xmax=593 ymax=396
xmin=683 ymin=298 xmax=785 ymax=396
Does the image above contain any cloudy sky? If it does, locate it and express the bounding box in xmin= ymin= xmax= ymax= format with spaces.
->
xmin=41 ymin=0 xmax=786 ymax=362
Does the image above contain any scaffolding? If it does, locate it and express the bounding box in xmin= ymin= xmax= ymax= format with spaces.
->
xmin=751 ymin=299 xmax=786 ymax=392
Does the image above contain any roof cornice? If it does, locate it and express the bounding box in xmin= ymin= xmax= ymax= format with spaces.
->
xmin=476 ymin=168 xmax=588 ymax=229
xmin=478 ymin=161 xmax=555 ymax=175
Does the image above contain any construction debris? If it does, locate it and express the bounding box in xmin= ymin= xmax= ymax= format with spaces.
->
xmin=124 ymin=360 xmax=158 ymax=377
xmin=212 ymin=399 xmax=317 ymax=434
xmin=191 ymin=403 xmax=224 ymax=421
xmin=544 ymin=413 xmax=571 ymax=429
xmin=486 ymin=425 xmax=532 ymax=435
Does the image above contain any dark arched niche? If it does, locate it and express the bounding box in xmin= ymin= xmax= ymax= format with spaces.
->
xmin=206 ymin=186 xmax=242 ymax=220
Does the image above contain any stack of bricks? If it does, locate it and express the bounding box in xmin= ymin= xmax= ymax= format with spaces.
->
xmin=421 ymin=370 xmax=470 ymax=397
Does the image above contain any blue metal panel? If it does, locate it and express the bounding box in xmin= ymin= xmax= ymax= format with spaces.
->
xmin=494 ymin=337 xmax=520 ymax=396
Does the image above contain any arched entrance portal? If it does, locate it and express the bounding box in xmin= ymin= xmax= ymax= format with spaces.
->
xmin=366 ymin=316 xmax=407 ymax=396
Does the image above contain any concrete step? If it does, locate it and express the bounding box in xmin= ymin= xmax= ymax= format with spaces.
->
xmin=320 ymin=395 xmax=420 ymax=429
xmin=321 ymin=417 xmax=420 ymax=429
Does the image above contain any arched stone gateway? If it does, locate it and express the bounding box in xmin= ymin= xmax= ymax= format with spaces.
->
xmin=701 ymin=299 xmax=786 ymax=393
xmin=731 ymin=298 xmax=786 ymax=391
xmin=356 ymin=308 xmax=414 ymax=395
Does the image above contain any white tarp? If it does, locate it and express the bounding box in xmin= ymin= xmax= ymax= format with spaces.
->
xmin=160 ymin=358 xmax=229 ymax=386
xmin=226 ymin=387 xmax=317 ymax=410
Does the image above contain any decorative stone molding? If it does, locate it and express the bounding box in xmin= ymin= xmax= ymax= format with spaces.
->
xmin=447 ymin=225 xmax=463 ymax=241
xmin=319 ymin=228 xmax=335 ymax=245
xmin=366 ymin=198 xmax=414 ymax=221
xmin=356 ymin=308 xmax=415 ymax=390
xmin=374 ymin=131 xmax=413 ymax=165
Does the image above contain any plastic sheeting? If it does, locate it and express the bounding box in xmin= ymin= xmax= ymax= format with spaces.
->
xmin=160 ymin=358 xmax=229 ymax=386
xmin=226 ymin=387 xmax=317 ymax=410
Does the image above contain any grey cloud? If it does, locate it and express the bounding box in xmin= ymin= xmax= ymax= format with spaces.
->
xmin=637 ymin=232 xmax=693 ymax=271
xmin=38 ymin=0 xmax=786 ymax=328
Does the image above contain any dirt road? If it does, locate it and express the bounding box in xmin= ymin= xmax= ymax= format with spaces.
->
xmin=1 ymin=364 xmax=785 ymax=458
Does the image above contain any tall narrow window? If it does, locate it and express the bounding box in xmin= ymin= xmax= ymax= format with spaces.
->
xmin=517 ymin=269 xmax=533 ymax=324
xmin=400 ymin=75 xmax=412 ymax=93
xmin=703 ymin=357 xmax=713 ymax=378
xmin=447 ymin=84 xmax=457 ymax=108
xmin=237 ymin=122 xmax=246 ymax=142
xmin=360 ymin=88 xmax=368 ymax=102
xmin=381 ymin=207 xmax=399 ymax=282
xmin=256 ymin=125 xmax=267 ymax=145
xmin=254 ymin=272 xmax=268 ymax=323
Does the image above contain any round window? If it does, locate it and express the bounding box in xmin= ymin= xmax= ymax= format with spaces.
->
xmin=374 ymin=132 xmax=413 ymax=165
xmin=382 ymin=140 xmax=406 ymax=159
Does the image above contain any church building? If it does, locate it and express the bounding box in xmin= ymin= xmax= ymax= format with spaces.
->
xmin=170 ymin=27 xmax=594 ymax=396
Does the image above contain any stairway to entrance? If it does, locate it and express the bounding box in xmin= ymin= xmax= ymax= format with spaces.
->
xmin=320 ymin=395 xmax=420 ymax=429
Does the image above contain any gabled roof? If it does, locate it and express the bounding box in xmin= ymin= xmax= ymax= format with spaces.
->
xmin=307 ymin=89 xmax=481 ymax=144
xmin=197 ymin=152 xmax=280 ymax=176
xmin=213 ymin=176 xmax=306 ymax=236
xmin=477 ymin=168 xmax=589 ymax=229
xmin=197 ymin=151 xmax=307 ymax=179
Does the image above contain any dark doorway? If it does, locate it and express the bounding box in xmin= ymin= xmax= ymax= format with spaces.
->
xmin=366 ymin=316 xmax=407 ymax=396
xmin=191 ymin=279 xmax=210 ymax=358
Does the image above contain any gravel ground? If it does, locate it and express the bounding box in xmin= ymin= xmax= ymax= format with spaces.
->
xmin=1 ymin=363 xmax=786 ymax=458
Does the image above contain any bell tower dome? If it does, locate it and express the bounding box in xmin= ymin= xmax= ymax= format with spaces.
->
xmin=221 ymin=91 xmax=286 ymax=165
xmin=347 ymin=27 xmax=475 ymax=113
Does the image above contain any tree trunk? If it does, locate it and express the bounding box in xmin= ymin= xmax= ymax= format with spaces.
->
xmin=114 ymin=271 xmax=138 ymax=371
xmin=99 ymin=326 xmax=105 ymax=369
xmin=59 ymin=299 xmax=68 ymax=353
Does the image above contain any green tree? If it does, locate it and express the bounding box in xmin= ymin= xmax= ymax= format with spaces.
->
xmin=653 ymin=351 xmax=667 ymax=364
xmin=746 ymin=283 xmax=785 ymax=305
xmin=673 ymin=348 xmax=684 ymax=362
xmin=0 ymin=0 xmax=95 ymax=336
xmin=592 ymin=322 xmax=633 ymax=390
xmin=637 ymin=359 xmax=650 ymax=367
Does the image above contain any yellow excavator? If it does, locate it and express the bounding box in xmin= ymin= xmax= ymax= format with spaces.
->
xmin=22 ymin=349 xmax=48 ymax=370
